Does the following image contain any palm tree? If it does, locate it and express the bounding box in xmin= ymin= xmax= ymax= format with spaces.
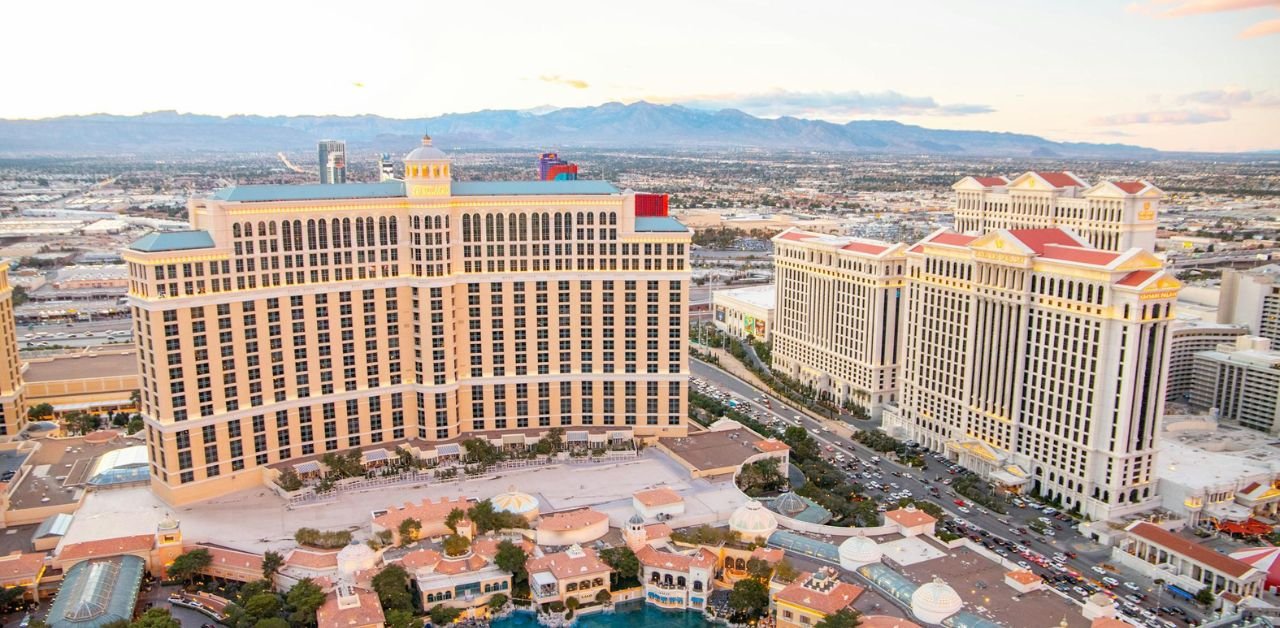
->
xmin=262 ymin=551 xmax=284 ymax=585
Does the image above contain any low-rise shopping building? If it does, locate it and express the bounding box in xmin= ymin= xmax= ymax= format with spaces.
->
xmin=1112 ymin=522 xmax=1266 ymax=604
xmin=711 ymin=284 xmax=775 ymax=341
xmin=772 ymin=567 xmax=864 ymax=628
xmin=526 ymin=544 xmax=612 ymax=608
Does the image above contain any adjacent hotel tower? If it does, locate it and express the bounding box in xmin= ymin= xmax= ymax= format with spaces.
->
xmin=0 ymin=263 xmax=27 ymax=439
xmin=883 ymin=227 xmax=1180 ymax=521
xmin=124 ymin=138 xmax=691 ymax=504
xmin=952 ymin=172 xmax=1162 ymax=252
xmin=770 ymin=229 xmax=905 ymax=417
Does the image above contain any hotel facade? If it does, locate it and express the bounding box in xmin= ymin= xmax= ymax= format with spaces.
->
xmin=0 ymin=263 xmax=27 ymax=439
xmin=952 ymin=172 xmax=1162 ymax=252
xmin=883 ymin=227 xmax=1180 ymax=520
xmin=124 ymin=139 xmax=692 ymax=505
xmin=770 ymin=229 xmax=906 ymax=417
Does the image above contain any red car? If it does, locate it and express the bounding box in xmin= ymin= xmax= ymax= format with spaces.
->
xmin=953 ymin=499 xmax=966 ymax=507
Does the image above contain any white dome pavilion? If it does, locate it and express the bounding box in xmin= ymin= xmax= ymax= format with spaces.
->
xmin=911 ymin=577 xmax=962 ymax=624
xmin=492 ymin=485 xmax=541 ymax=519
xmin=728 ymin=499 xmax=778 ymax=542
xmin=337 ymin=541 xmax=378 ymax=577
xmin=838 ymin=535 xmax=882 ymax=570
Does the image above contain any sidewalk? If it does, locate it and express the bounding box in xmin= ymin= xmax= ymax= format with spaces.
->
xmin=696 ymin=346 xmax=769 ymax=389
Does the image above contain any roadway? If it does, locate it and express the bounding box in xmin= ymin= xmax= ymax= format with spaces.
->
xmin=691 ymin=358 xmax=1205 ymax=626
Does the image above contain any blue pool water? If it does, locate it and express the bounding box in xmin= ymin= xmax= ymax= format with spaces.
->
xmin=492 ymin=604 xmax=715 ymax=627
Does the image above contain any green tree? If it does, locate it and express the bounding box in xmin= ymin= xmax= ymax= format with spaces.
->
xmin=565 ymin=596 xmax=580 ymax=612
xmin=64 ymin=411 xmax=99 ymax=435
xmin=428 ymin=604 xmax=462 ymax=625
xmin=254 ymin=620 xmax=289 ymax=628
xmin=467 ymin=500 xmax=527 ymax=533
xmin=385 ymin=608 xmax=422 ymax=628
xmin=594 ymin=589 xmax=611 ymax=605
xmin=262 ymin=550 xmax=284 ymax=582
xmin=126 ymin=415 xmax=144 ymax=435
xmin=599 ymin=546 xmax=640 ymax=588
xmin=26 ymin=403 xmax=52 ymax=420
xmin=442 ymin=533 xmax=470 ymax=557
xmin=131 ymin=607 xmax=181 ymax=628
xmin=103 ymin=621 xmax=131 ymax=628
xmin=243 ymin=592 xmax=282 ymax=619
xmin=533 ymin=428 xmax=565 ymax=455
xmin=728 ymin=577 xmax=770 ymax=621
xmin=275 ymin=468 xmax=304 ymax=491
xmin=815 ymin=608 xmax=862 ymax=628
xmin=285 ymin=578 xmax=326 ymax=626
xmin=167 ymin=548 xmax=212 ymax=583
xmin=372 ymin=564 xmax=413 ymax=611
xmin=0 ymin=586 xmax=26 ymax=612
xmin=1195 ymin=586 xmax=1215 ymax=606
xmin=398 ymin=517 xmax=422 ymax=545
xmin=445 ymin=508 xmax=465 ymax=532
xmin=461 ymin=438 xmax=503 ymax=467
xmin=488 ymin=592 xmax=510 ymax=613
xmin=494 ymin=540 xmax=528 ymax=583
xmin=774 ymin=559 xmax=800 ymax=584
xmin=745 ymin=557 xmax=773 ymax=582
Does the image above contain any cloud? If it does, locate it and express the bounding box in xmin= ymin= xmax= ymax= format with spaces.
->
xmin=673 ymin=89 xmax=994 ymax=118
xmin=1126 ymin=0 xmax=1280 ymax=38
xmin=1177 ymin=88 xmax=1280 ymax=107
xmin=539 ymin=75 xmax=589 ymax=89
xmin=1240 ymin=16 xmax=1280 ymax=36
xmin=1091 ymin=109 xmax=1232 ymax=125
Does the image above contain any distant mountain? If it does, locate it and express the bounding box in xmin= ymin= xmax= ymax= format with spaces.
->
xmin=0 ymin=102 xmax=1164 ymax=158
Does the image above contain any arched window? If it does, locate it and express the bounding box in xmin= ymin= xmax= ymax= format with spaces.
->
xmin=530 ymin=214 xmax=540 ymax=241
xmin=306 ymin=219 xmax=317 ymax=249
xmin=257 ymin=221 xmax=267 ymax=237
xmin=355 ymin=218 xmax=365 ymax=247
xmin=317 ymin=219 xmax=327 ymax=249
xmin=280 ymin=222 xmax=291 ymax=251
xmin=485 ymin=214 xmax=495 ymax=242
xmin=331 ymin=219 xmax=341 ymax=248
xmin=268 ymin=221 xmax=277 ymax=236
xmin=342 ymin=218 xmax=351 ymax=247
xmin=508 ymin=214 xmax=517 ymax=240
xmin=232 ymin=223 xmax=242 ymax=238
xmin=292 ymin=220 xmax=303 ymax=250
xmin=365 ymin=218 xmax=375 ymax=246
xmin=388 ymin=216 xmax=398 ymax=244
xmin=434 ymin=215 xmax=442 ymax=229
xmin=378 ymin=216 xmax=388 ymax=246
xmin=518 ymin=214 xmax=527 ymax=240
xmin=495 ymin=214 xmax=505 ymax=241
xmin=541 ymin=212 xmax=550 ymax=239
xmin=554 ymin=213 xmax=562 ymax=239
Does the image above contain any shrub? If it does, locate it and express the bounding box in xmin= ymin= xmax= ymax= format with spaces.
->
xmin=294 ymin=528 xmax=352 ymax=549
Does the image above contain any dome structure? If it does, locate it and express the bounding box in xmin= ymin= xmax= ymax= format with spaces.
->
xmin=337 ymin=541 xmax=378 ymax=576
xmin=1231 ymin=546 xmax=1280 ymax=590
xmin=838 ymin=535 xmax=882 ymax=570
xmin=87 ymin=445 xmax=150 ymax=486
xmin=627 ymin=512 xmax=645 ymax=526
xmin=492 ymin=485 xmax=541 ymax=519
xmin=910 ymin=577 xmax=962 ymax=624
xmin=773 ymin=491 xmax=807 ymax=516
xmin=728 ymin=499 xmax=778 ymax=542
xmin=404 ymin=134 xmax=448 ymax=162
xmin=157 ymin=515 xmax=179 ymax=532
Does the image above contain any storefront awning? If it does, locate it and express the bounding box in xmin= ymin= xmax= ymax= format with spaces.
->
xmin=294 ymin=461 xmax=321 ymax=474
xmin=361 ymin=449 xmax=389 ymax=464
xmin=567 ymin=431 xmax=589 ymax=443
xmin=436 ymin=443 xmax=461 ymax=456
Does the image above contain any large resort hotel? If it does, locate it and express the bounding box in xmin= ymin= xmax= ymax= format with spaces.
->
xmin=122 ymin=137 xmax=693 ymax=505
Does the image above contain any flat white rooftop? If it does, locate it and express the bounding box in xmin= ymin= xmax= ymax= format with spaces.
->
xmin=58 ymin=449 xmax=747 ymax=556
xmin=712 ymin=284 xmax=776 ymax=311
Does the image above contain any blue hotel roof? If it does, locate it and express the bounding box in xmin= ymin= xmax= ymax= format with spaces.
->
xmin=634 ymin=217 xmax=689 ymax=233
xmin=209 ymin=179 xmax=620 ymax=203
xmin=128 ymin=230 xmax=216 ymax=252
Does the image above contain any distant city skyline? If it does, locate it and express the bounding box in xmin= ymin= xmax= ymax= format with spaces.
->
xmin=4 ymin=0 xmax=1279 ymax=152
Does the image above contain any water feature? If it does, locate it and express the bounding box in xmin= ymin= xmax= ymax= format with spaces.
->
xmin=492 ymin=602 xmax=716 ymax=627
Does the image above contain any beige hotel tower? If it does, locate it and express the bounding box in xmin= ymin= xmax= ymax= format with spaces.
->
xmin=124 ymin=138 xmax=692 ymax=505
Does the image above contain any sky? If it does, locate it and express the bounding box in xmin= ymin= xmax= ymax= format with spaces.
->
xmin=4 ymin=0 xmax=1280 ymax=152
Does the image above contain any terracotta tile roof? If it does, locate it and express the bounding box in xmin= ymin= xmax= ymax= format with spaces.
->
xmin=1091 ymin=619 xmax=1131 ymax=628
xmin=1127 ymin=522 xmax=1255 ymax=578
xmin=774 ymin=572 xmax=864 ymax=615
xmin=778 ymin=231 xmax=813 ymax=242
xmin=1117 ymin=270 xmax=1157 ymax=287
xmin=372 ymin=496 xmax=472 ymax=531
xmin=58 ymin=534 xmax=154 ymax=563
xmin=1041 ymin=244 xmax=1121 ymax=266
xmin=189 ymin=545 xmax=263 ymax=573
xmin=536 ymin=508 xmax=608 ymax=532
xmin=1005 ymin=569 xmax=1042 ymax=585
xmin=1113 ymin=181 xmax=1148 ymax=194
xmin=643 ymin=523 xmax=673 ymax=540
xmin=1006 ymin=228 xmax=1082 ymax=254
xmin=471 ymin=536 xmax=533 ymax=561
xmin=317 ymin=589 xmax=385 ymax=628
xmin=286 ymin=549 xmax=340 ymax=570
xmin=399 ymin=548 xmax=441 ymax=572
xmin=635 ymin=545 xmax=715 ymax=571
xmin=974 ymin=176 xmax=1009 ymax=187
xmin=525 ymin=546 xmax=610 ymax=581
xmin=908 ymin=245 xmax=925 ymax=254
xmin=0 ymin=552 xmax=46 ymax=581
xmin=435 ymin=553 xmax=490 ymax=575
xmin=755 ymin=438 xmax=791 ymax=453
xmin=634 ymin=487 xmax=683 ymax=507
xmin=927 ymin=232 xmax=977 ymax=247
xmin=884 ymin=507 xmax=937 ymax=528
xmin=751 ymin=547 xmax=785 ymax=564
xmin=1034 ymin=171 xmax=1087 ymax=188
xmin=1242 ymin=482 xmax=1261 ymax=494
xmin=841 ymin=241 xmax=890 ymax=255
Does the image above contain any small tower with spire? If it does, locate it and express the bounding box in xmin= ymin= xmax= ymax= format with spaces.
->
xmin=624 ymin=512 xmax=647 ymax=550
xmin=402 ymin=132 xmax=451 ymax=197
xmin=155 ymin=514 xmax=183 ymax=577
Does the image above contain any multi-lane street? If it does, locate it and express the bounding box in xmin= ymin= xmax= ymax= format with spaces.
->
xmin=691 ymin=358 xmax=1206 ymax=627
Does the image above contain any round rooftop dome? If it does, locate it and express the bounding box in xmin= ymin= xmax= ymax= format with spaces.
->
xmin=910 ymin=578 xmax=962 ymax=624
xmin=337 ymin=541 xmax=377 ymax=576
xmin=728 ymin=499 xmax=778 ymax=541
xmin=404 ymin=135 xmax=448 ymax=162
xmin=838 ymin=535 xmax=882 ymax=569
xmin=627 ymin=512 xmax=645 ymax=526
xmin=157 ymin=515 xmax=179 ymax=532
xmin=773 ymin=491 xmax=807 ymax=516
xmin=492 ymin=485 xmax=540 ymax=517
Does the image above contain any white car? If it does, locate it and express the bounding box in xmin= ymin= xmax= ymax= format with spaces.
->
xmin=1123 ymin=582 xmax=1139 ymax=591
xmin=1092 ymin=566 xmax=1107 ymax=575
xmin=957 ymin=507 xmax=970 ymax=514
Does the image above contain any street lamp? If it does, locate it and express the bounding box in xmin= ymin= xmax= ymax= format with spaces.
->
xmin=1153 ymin=578 xmax=1164 ymax=615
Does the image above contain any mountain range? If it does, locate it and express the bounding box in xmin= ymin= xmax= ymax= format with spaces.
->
xmin=0 ymin=101 xmax=1166 ymax=158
